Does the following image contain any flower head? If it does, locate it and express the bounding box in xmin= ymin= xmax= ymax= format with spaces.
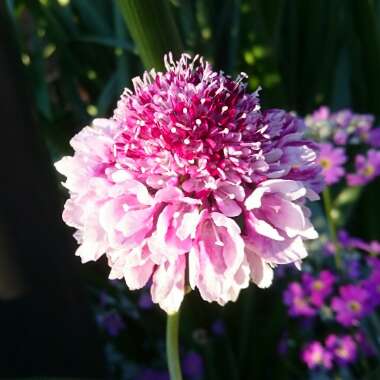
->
xmin=55 ymin=54 xmax=321 ymax=313
xmin=303 ymin=270 xmax=336 ymax=307
xmin=325 ymin=334 xmax=357 ymax=365
xmin=331 ymin=285 xmax=369 ymax=327
xmin=301 ymin=341 xmax=333 ymax=369
xmin=283 ymin=282 xmax=316 ymax=317
xmin=317 ymin=143 xmax=346 ymax=185
xmin=347 ymin=150 xmax=380 ymax=186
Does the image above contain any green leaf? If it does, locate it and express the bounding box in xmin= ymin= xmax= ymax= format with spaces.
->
xmin=117 ymin=0 xmax=183 ymax=70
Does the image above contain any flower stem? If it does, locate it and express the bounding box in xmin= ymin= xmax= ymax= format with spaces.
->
xmin=166 ymin=311 xmax=183 ymax=380
xmin=322 ymin=187 xmax=342 ymax=269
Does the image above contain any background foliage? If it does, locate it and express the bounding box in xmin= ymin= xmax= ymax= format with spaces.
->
xmin=6 ymin=0 xmax=380 ymax=379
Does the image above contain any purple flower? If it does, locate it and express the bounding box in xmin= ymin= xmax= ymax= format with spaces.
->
xmin=325 ymin=334 xmax=357 ymax=365
xmin=303 ymin=270 xmax=336 ymax=307
xmin=331 ymin=285 xmax=369 ymax=327
xmin=283 ymin=282 xmax=316 ymax=317
xmin=305 ymin=106 xmax=377 ymax=146
xmin=301 ymin=341 xmax=333 ymax=369
xmin=347 ymin=150 xmax=380 ymax=186
xmin=317 ymin=143 xmax=347 ymax=185
xmin=338 ymin=230 xmax=380 ymax=254
xmin=97 ymin=310 xmax=125 ymax=337
xmin=182 ymin=352 xmax=204 ymax=379
xmin=323 ymin=241 xmax=337 ymax=256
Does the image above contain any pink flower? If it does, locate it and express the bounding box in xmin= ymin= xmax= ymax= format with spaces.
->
xmin=347 ymin=150 xmax=380 ymax=186
xmin=331 ymin=285 xmax=369 ymax=327
xmin=55 ymin=54 xmax=321 ymax=313
xmin=317 ymin=143 xmax=347 ymax=185
xmin=325 ymin=335 xmax=357 ymax=365
xmin=304 ymin=270 xmax=336 ymax=307
xmin=301 ymin=341 xmax=333 ymax=369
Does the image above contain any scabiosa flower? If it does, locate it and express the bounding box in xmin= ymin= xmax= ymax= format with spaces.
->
xmin=55 ymin=54 xmax=322 ymax=313
xmin=347 ymin=150 xmax=380 ymax=186
xmin=301 ymin=341 xmax=333 ymax=369
xmin=317 ymin=143 xmax=347 ymax=185
xmin=325 ymin=335 xmax=357 ymax=365
xmin=331 ymin=285 xmax=369 ymax=327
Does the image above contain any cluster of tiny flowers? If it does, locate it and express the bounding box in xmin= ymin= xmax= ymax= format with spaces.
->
xmin=305 ymin=106 xmax=380 ymax=147
xmin=283 ymin=270 xmax=335 ymax=317
xmin=305 ymin=106 xmax=380 ymax=186
xmin=55 ymin=54 xmax=322 ymax=313
xmin=282 ymin=232 xmax=380 ymax=373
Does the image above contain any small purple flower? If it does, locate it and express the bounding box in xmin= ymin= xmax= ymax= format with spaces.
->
xmin=323 ymin=241 xmax=337 ymax=256
xmin=325 ymin=334 xmax=357 ymax=365
xmin=283 ymin=282 xmax=316 ymax=317
xmin=331 ymin=285 xmax=369 ymax=327
xmin=303 ymin=270 xmax=336 ymax=307
xmin=306 ymin=106 xmax=377 ymax=146
xmin=182 ymin=352 xmax=204 ymax=379
xmin=97 ymin=310 xmax=125 ymax=337
xmin=301 ymin=341 xmax=333 ymax=369
xmin=347 ymin=150 xmax=380 ymax=186
xmin=338 ymin=230 xmax=380 ymax=254
xmin=317 ymin=143 xmax=347 ymax=185
xmin=312 ymin=106 xmax=331 ymax=122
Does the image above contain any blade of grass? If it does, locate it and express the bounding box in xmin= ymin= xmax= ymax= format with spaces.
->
xmin=117 ymin=0 xmax=183 ymax=70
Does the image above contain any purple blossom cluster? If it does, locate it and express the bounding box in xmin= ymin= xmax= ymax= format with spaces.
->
xmin=306 ymin=106 xmax=380 ymax=147
xmin=283 ymin=270 xmax=335 ymax=317
xmin=306 ymin=106 xmax=380 ymax=186
xmin=283 ymin=231 xmax=380 ymax=373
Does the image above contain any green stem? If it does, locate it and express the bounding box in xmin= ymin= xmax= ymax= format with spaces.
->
xmin=166 ymin=311 xmax=183 ymax=380
xmin=117 ymin=0 xmax=183 ymax=70
xmin=322 ymin=187 xmax=342 ymax=269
